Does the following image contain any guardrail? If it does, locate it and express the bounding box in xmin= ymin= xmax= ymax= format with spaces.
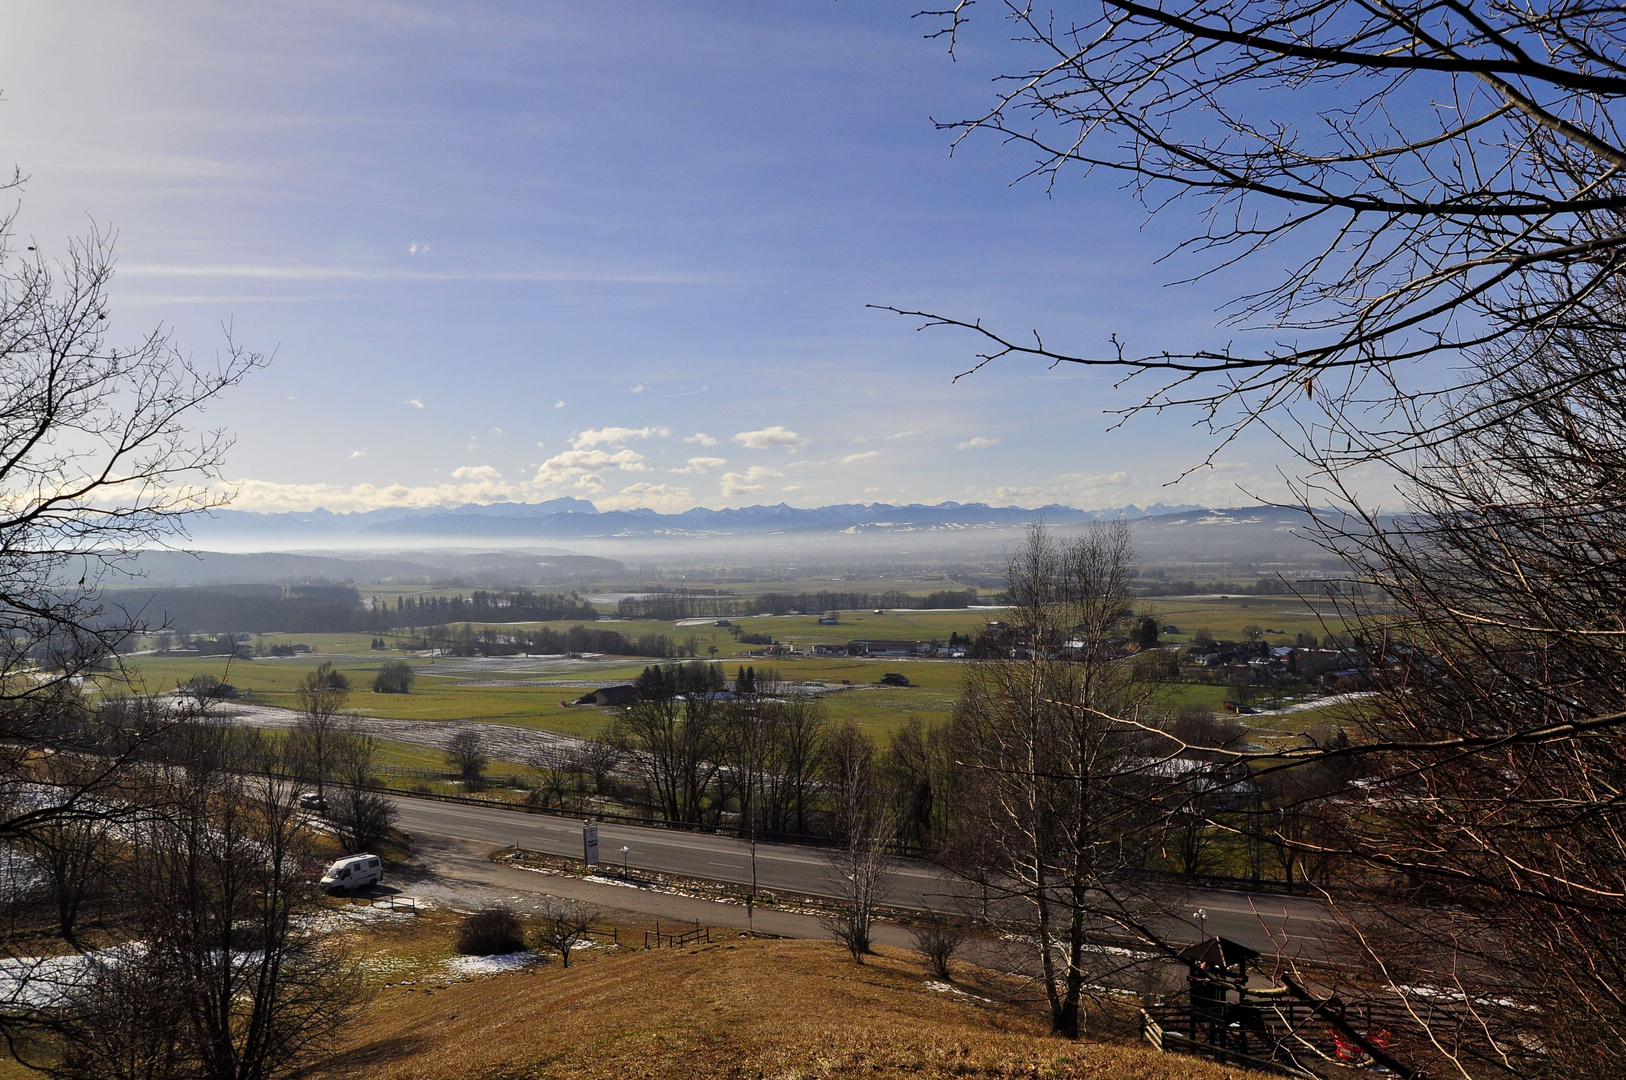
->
xmin=368 ymin=783 xmax=1360 ymax=899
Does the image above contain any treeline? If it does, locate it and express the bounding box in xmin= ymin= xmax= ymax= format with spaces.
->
xmin=399 ymin=623 xmax=674 ymax=659
xmin=1135 ymin=576 xmax=1299 ymax=597
xmin=117 ymin=584 xmax=387 ymax=635
xmin=535 ymin=661 xmax=1340 ymax=882
xmin=120 ymin=585 xmax=601 ymax=637
xmin=616 ymin=588 xmax=979 ymax=620
xmin=387 ymin=589 xmax=598 ymax=624
xmin=534 ymin=662 xmax=951 ymax=846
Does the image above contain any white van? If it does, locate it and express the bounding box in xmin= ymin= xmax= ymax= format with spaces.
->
xmin=321 ymin=854 xmax=383 ymax=891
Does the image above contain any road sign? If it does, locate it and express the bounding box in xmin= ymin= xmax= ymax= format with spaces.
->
xmin=582 ymin=821 xmax=600 ymax=865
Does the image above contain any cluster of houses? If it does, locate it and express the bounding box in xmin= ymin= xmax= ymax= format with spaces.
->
xmin=1184 ymin=640 xmax=1370 ymax=693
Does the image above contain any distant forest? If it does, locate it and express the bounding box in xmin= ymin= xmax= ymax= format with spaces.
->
xmin=397 ymin=623 xmax=674 ymax=659
xmin=616 ymin=589 xmax=980 ymax=620
xmin=119 ymin=586 xmax=599 ymax=636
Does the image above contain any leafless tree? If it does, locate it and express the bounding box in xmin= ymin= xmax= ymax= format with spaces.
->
xmin=821 ymin=722 xmax=894 ymax=962
xmin=444 ymin=730 xmax=489 ymax=791
xmin=948 ymin=522 xmax=1166 ymax=1037
xmin=33 ymin=724 xmax=360 ymax=1080
xmin=1262 ymin=306 xmax=1626 ymax=1079
xmin=533 ymin=900 xmax=599 ymax=968
xmin=326 ymin=730 xmax=395 ymax=853
xmin=23 ymin=810 xmax=109 ymax=949
xmin=577 ymin=735 xmax=624 ymax=797
xmin=289 ymin=664 xmax=351 ymax=802
xmin=614 ymin=664 xmax=726 ymax=825
xmin=0 ymin=216 xmax=259 ymax=856
xmin=899 ymin=1 xmax=1626 ymax=458
xmin=525 ymin=745 xmax=577 ymax=810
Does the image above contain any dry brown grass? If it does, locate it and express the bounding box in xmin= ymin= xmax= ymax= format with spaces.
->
xmin=306 ymin=934 xmax=1252 ymax=1080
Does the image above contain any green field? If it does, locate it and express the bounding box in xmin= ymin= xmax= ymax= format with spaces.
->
xmin=109 ymin=595 xmax=1350 ymax=746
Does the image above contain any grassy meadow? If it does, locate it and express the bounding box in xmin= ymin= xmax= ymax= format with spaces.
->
xmin=109 ymin=594 xmax=1353 ymax=747
xmin=295 ymin=916 xmax=1248 ymax=1080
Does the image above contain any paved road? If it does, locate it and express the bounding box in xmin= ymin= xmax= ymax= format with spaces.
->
xmin=387 ymin=795 xmax=1344 ymax=956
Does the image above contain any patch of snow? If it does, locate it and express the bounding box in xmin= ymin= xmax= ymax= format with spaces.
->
xmin=445 ymin=951 xmax=541 ymax=977
xmin=926 ymin=980 xmax=992 ymax=1003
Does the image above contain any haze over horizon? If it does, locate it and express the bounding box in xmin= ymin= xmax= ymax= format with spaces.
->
xmin=1 ymin=1 xmax=1299 ymax=518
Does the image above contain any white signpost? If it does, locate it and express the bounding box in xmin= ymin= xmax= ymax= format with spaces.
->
xmin=582 ymin=821 xmax=600 ymax=866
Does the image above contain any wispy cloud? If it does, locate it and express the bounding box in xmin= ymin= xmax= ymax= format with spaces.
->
xmin=629 ymin=383 xmax=645 ymax=393
xmin=348 ymin=449 xmax=367 ymax=459
xmin=733 ymin=426 xmax=808 ymax=451
xmin=572 ymin=425 xmax=671 ymax=450
xmin=684 ymin=432 xmax=718 ymax=447
xmin=956 ymin=436 xmax=998 ymax=450
xmin=403 ymin=397 xmax=425 ymax=409
xmin=451 ymin=465 xmax=502 ymax=481
xmin=886 ymin=429 xmax=922 ymax=440
xmin=670 ymin=456 xmax=727 ymax=475
xmin=554 ymin=400 xmax=566 ymax=409
xmin=597 ymin=482 xmax=692 ymax=512
xmin=840 ymin=450 xmax=880 ymax=464
xmin=720 ymin=465 xmax=783 ymax=497
xmin=534 ymin=448 xmax=649 ymax=484
xmin=118 ymin=263 xmax=712 ymax=285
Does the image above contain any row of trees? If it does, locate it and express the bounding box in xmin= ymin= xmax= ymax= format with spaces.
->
xmin=397 ymin=623 xmax=674 ymax=659
xmin=384 ymin=589 xmax=598 ymax=625
xmin=615 ymin=588 xmax=979 ymax=620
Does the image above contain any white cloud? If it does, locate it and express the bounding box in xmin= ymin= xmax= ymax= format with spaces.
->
xmin=732 ymin=426 xmax=808 ymax=451
xmin=348 ymin=449 xmax=367 ymax=459
xmin=597 ymin=482 xmax=692 ymax=512
xmin=783 ymin=485 xmax=803 ymax=493
xmin=554 ymin=399 xmax=566 ymax=409
xmin=573 ymin=474 xmax=605 ymax=493
xmin=451 ymin=465 xmax=502 ymax=481
xmin=571 ymin=425 xmax=671 ymax=449
xmin=886 ymin=430 xmax=922 ymax=440
xmin=684 ymin=432 xmax=718 ymax=446
xmin=720 ymin=465 xmax=783 ymax=497
xmin=956 ymin=436 xmax=998 ymax=450
xmin=490 ymin=427 xmax=502 ymax=437
xmin=534 ymin=448 xmax=649 ymax=484
xmin=403 ymin=397 xmax=425 ymax=409
xmin=220 ymin=477 xmax=521 ymax=513
xmin=408 ymin=242 xmax=431 ymax=255
xmin=840 ymin=450 xmax=880 ymax=464
xmin=669 ymin=456 xmax=727 ymax=475
xmin=629 ymin=383 xmax=645 ymax=393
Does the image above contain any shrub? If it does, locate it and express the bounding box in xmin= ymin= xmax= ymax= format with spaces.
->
xmin=456 ymin=907 xmax=525 ymax=956
xmin=373 ymin=660 xmax=415 ymax=694
xmin=910 ymin=910 xmax=965 ymax=980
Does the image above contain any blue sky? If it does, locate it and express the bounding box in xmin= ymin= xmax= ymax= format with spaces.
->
xmin=2 ymin=1 xmax=1291 ymax=513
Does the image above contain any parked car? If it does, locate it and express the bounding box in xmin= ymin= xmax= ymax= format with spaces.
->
xmin=298 ymin=791 xmax=327 ymax=812
xmin=321 ymin=854 xmax=383 ymax=892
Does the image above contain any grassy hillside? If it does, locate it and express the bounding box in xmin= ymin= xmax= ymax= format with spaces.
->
xmin=309 ymin=925 xmax=1248 ymax=1080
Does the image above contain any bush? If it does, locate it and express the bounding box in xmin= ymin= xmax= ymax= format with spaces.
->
xmin=372 ymin=660 xmax=415 ymax=694
xmin=910 ymin=910 xmax=965 ymax=980
xmin=456 ymin=907 xmax=525 ymax=956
